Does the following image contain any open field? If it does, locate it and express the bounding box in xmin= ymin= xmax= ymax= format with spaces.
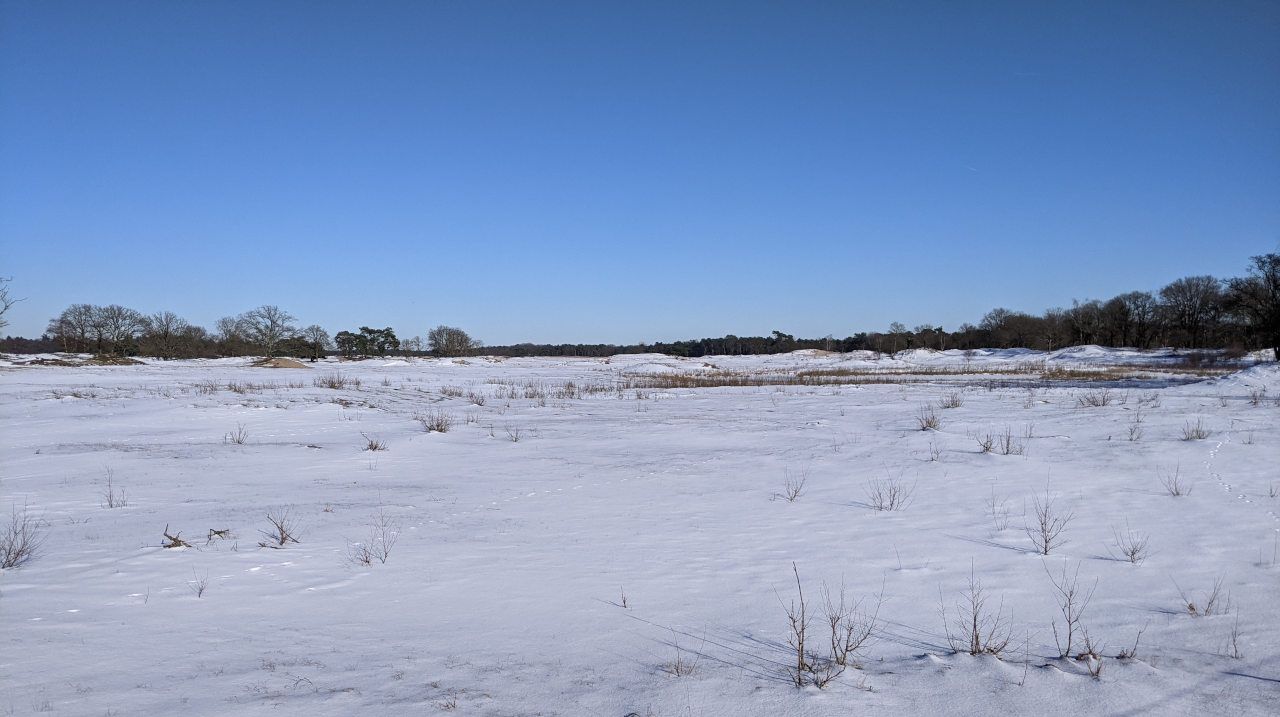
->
xmin=2 ymin=348 xmax=1278 ymax=715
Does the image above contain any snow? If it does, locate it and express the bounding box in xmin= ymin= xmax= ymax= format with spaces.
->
xmin=1 ymin=351 xmax=1278 ymax=715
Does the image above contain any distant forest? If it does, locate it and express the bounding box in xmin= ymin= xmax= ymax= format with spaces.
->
xmin=3 ymin=254 xmax=1278 ymax=360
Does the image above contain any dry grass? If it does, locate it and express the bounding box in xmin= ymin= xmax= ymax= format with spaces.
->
xmin=1180 ymin=419 xmax=1212 ymax=441
xmin=314 ymin=372 xmax=359 ymax=390
xmin=916 ymin=405 xmax=941 ymax=431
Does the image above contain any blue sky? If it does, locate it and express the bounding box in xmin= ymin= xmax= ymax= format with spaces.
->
xmin=2 ymin=1 xmax=1277 ymax=344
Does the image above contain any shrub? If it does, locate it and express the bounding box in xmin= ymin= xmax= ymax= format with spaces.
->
xmin=1110 ymin=522 xmax=1150 ymax=564
xmin=1180 ymin=419 xmax=1211 ymax=441
xmin=348 ymin=504 xmax=399 ymax=565
xmin=1158 ymin=466 xmax=1192 ymax=497
xmin=0 ymin=506 xmax=45 ymax=568
xmin=1045 ymin=562 xmax=1097 ymax=658
xmin=940 ymin=565 xmax=1011 ymax=656
xmin=781 ymin=468 xmax=807 ymax=502
xmin=916 ymin=405 xmax=941 ymax=430
xmin=101 ymin=467 xmax=128 ymax=508
xmin=314 ymin=372 xmax=359 ymax=390
xmin=866 ymin=476 xmax=915 ymax=511
xmin=416 ymin=410 xmax=453 ymax=433
xmin=1025 ymin=488 xmax=1073 ymax=555
xmin=1077 ymin=389 xmax=1113 ymax=408
xmin=939 ymin=391 xmax=965 ymax=409
xmin=1173 ymin=575 xmax=1230 ymax=617
xmin=258 ymin=508 xmax=300 ymax=548
xmin=224 ymin=423 xmax=249 ymax=445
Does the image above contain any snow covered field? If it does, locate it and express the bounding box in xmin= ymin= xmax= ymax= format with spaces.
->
xmin=2 ymin=348 xmax=1278 ymax=716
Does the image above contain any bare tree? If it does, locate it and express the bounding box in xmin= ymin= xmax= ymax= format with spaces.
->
xmin=1159 ymin=275 xmax=1222 ymax=348
xmin=0 ymin=277 xmax=22 ymax=331
xmin=1226 ymin=253 xmax=1280 ymax=360
xmin=301 ymin=324 xmax=332 ymax=361
xmin=240 ymin=305 xmax=297 ymax=356
xmin=47 ymin=304 xmax=96 ymax=352
xmin=142 ymin=310 xmax=190 ymax=359
xmin=428 ymin=325 xmax=481 ymax=357
xmin=93 ymin=305 xmax=148 ymax=355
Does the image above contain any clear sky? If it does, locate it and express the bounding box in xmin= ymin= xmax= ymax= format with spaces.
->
xmin=2 ymin=1 xmax=1278 ymax=344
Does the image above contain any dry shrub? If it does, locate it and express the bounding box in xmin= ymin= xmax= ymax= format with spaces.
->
xmin=939 ymin=565 xmax=1011 ymax=656
xmin=1076 ymin=389 xmax=1114 ymax=408
xmin=416 ymin=410 xmax=453 ymax=433
xmin=258 ymin=508 xmax=300 ymax=548
xmin=1 ymin=506 xmax=45 ymax=568
xmin=781 ymin=468 xmax=807 ymax=502
xmin=1025 ymin=488 xmax=1072 ymax=555
xmin=1180 ymin=419 xmax=1211 ymax=441
xmin=866 ymin=475 xmax=915 ymax=511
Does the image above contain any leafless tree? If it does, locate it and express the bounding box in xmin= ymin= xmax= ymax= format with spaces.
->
xmin=240 ymin=305 xmax=297 ymax=356
xmin=401 ymin=335 xmax=424 ymax=356
xmin=93 ymin=305 xmax=148 ymax=355
xmin=143 ymin=310 xmax=190 ymax=359
xmin=0 ymin=277 xmax=22 ymax=331
xmin=428 ymin=325 xmax=481 ymax=357
xmin=1159 ymin=275 xmax=1223 ymax=348
xmin=1226 ymin=253 xmax=1280 ymax=360
xmin=301 ymin=324 xmax=332 ymax=361
xmin=46 ymin=304 xmax=96 ymax=352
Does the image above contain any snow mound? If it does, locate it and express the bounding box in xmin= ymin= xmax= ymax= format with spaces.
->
xmin=1211 ymin=363 xmax=1280 ymax=390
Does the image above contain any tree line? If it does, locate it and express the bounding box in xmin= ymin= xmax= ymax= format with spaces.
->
xmin=4 ymin=253 xmax=1278 ymax=360
xmin=31 ymin=303 xmax=482 ymax=360
xmin=484 ymin=254 xmax=1279 ymax=360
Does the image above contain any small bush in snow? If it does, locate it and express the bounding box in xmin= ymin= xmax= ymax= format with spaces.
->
xmin=1109 ymin=522 xmax=1150 ymax=564
xmin=1076 ymin=389 xmax=1113 ymax=408
xmin=258 ymin=508 xmax=300 ymax=548
xmin=416 ymin=410 xmax=453 ymax=433
xmin=1045 ymin=561 xmax=1097 ymax=658
xmin=1158 ymin=466 xmax=1192 ymax=497
xmin=939 ymin=565 xmax=1011 ymax=656
xmin=781 ymin=468 xmax=807 ymax=502
xmin=348 ymin=504 xmax=399 ymax=566
xmin=1180 ymin=419 xmax=1211 ymax=441
xmin=939 ymin=391 xmax=964 ymax=409
xmin=0 ymin=506 xmax=45 ymax=568
xmin=101 ymin=467 xmax=128 ymax=508
xmin=866 ymin=476 xmax=915 ymax=511
xmin=314 ymin=372 xmax=359 ymax=390
xmin=916 ymin=405 xmax=941 ymax=431
xmin=224 ymin=423 xmax=249 ymax=445
xmin=1025 ymin=488 xmax=1072 ymax=555
xmin=1173 ymin=576 xmax=1231 ymax=617
xmin=361 ymin=432 xmax=388 ymax=451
